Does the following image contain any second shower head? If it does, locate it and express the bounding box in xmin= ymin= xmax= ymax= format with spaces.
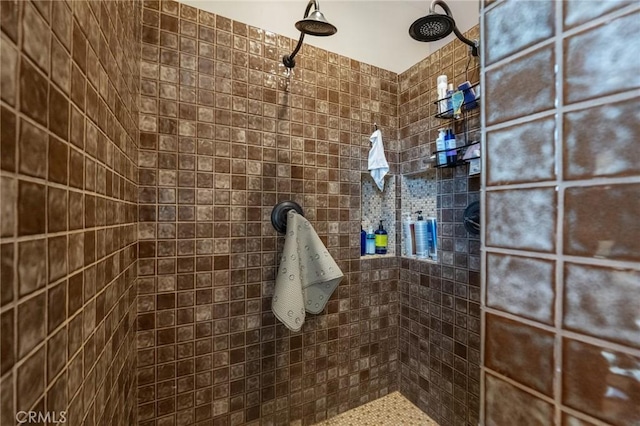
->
xmin=409 ymin=10 xmax=455 ymax=41
xmin=409 ymin=0 xmax=479 ymax=57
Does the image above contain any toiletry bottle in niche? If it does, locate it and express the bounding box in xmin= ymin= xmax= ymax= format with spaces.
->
xmin=437 ymin=75 xmax=448 ymax=115
xmin=375 ymin=220 xmax=388 ymax=255
xmin=426 ymin=217 xmax=438 ymax=260
xmin=360 ymin=225 xmax=366 ymax=256
xmin=402 ymin=213 xmax=414 ymax=257
xmin=366 ymin=226 xmax=376 ymax=255
xmin=436 ymin=129 xmax=447 ymax=166
xmin=414 ymin=211 xmax=428 ymax=259
xmin=445 ymin=129 xmax=457 ymax=166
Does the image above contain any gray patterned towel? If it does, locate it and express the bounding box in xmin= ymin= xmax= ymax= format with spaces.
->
xmin=272 ymin=210 xmax=344 ymax=331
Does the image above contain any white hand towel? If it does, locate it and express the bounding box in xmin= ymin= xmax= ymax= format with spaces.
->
xmin=272 ymin=210 xmax=344 ymax=332
xmin=368 ymin=129 xmax=389 ymax=191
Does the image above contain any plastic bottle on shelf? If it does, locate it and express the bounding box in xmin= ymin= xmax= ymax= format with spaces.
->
xmin=458 ymin=81 xmax=477 ymax=110
xmin=436 ymin=129 xmax=447 ymax=167
xmin=445 ymin=83 xmax=455 ymax=117
xmin=414 ymin=211 xmax=428 ymax=259
xmin=426 ymin=217 xmax=438 ymax=260
xmin=374 ymin=220 xmax=388 ymax=254
xmin=365 ymin=226 xmax=376 ymax=255
xmin=437 ymin=75 xmax=448 ymax=115
xmin=360 ymin=225 xmax=366 ymax=256
xmin=402 ymin=213 xmax=414 ymax=257
xmin=445 ymin=128 xmax=457 ymax=166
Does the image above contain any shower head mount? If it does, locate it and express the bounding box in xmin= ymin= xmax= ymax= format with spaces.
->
xmin=409 ymin=0 xmax=479 ymax=57
xmin=283 ymin=0 xmax=337 ymax=70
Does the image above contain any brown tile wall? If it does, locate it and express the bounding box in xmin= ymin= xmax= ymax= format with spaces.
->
xmin=396 ymin=28 xmax=482 ymax=426
xmin=481 ymin=1 xmax=640 ymax=425
xmin=136 ymin=1 xmax=400 ymax=425
xmin=0 ymin=0 xmax=141 ymax=425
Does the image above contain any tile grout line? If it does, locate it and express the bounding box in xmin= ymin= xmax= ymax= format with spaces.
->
xmin=483 ymin=307 xmax=640 ymax=358
xmin=478 ymin=0 xmax=487 ymax=423
xmin=553 ymin=0 xmax=565 ymax=422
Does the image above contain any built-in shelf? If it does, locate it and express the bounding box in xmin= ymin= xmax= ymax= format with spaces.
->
xmin=361 ymin=173 xmax=396 ymax=257
xmin=400 ymin=256 xmax=438 ymax=263
xmin=360 ymin=253 xmax=395 ymax=260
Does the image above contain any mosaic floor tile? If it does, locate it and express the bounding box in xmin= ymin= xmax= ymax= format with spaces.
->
xmin=318 ymin=392 xmax=439 ymax=426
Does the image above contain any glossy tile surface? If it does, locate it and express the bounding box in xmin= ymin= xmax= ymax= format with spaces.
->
xmin=564 ymin=262 xmax=640 ymax=348
xmin=485 ymin=314 xmax=554 ymax=395
xmin=486 ymin=254 xmax=555 ymax=324
xmin=486 ymin=188 xmax=556 ymax=252
xmin=564 ymin=183 xmax=640 ymax=261
xmin=482 ymin=1 xmax=640 ymax=425
xmin=485 ymin=373 xmax=554 ymax=426
xmin=486 ymin=117 xmax=555 ymax=185
xmin=485 ymin=46 xmax=555 ymax=125
xmin=564 ymin=11 xmax=640 ymax=105
xmin=563 ymin=0 xmax=634 ymax=28
xmin=0 ymin=0 xmax=141 ymax=424
xmin=485 ymin=0 xmax=554 ymax=65
xmin=564 ymin=98 xmax=640 ymax=180
xmin=563 ymin=339 xmax=640 ymax=425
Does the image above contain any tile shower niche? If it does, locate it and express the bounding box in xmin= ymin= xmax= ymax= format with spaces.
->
xmin=400 ymin=170 xmax=438 ymax=261
xmin=361 ymin=172 xmax=396 ymax=257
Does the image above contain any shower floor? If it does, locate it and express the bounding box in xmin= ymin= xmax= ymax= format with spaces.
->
xmin=317 ymin=392 xmax=439 ymax=425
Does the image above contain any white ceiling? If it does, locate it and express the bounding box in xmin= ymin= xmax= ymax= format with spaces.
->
xmin=179 ymin=0 xmax=480 ymax=74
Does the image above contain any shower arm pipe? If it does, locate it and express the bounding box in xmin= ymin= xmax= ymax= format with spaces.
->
xmin=430 ymin=0 xmax=479 ymax=57
xmin=283 ymin=0 xmax=319 ymax=69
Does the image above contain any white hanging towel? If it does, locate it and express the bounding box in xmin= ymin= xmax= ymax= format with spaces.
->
xmin=272 ymin=210 xmax=344 ymax=332
xmin=368 ymin=129 xmax=389 ymax=191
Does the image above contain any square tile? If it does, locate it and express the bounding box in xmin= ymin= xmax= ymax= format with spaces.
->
xmin=486 ymin=188 xmax=556 ymax=252
xmin=564 ymin=183 xmax=639 ymax=261
xmin=18 ymin=292 xmax=46 ymax=358
xmin=563 ymin=262 xmax=640 ymax=348
xmin=486 ymin=253 xmax=555 ymax=325
xmin=563 ymin=98 xmax=640 ymax=180
xmin=485 ymin=314 xmax=555 ymax=396
xmin=19 ymin=58 xmax=49 ymax=126
xmin=19 ymin=119 xmax=47 ymax=178
xmin=485 ymin=0 xmax=554 ymax=65
xmin=18 ymin=239 xmax=46 ymax=297
xmin=485 ymin=46 xmax=555 ymax=125
xmin=564 ymin=12 xmax=640 ymax=104
xmin=486 ymin=117 xmax=555 ymax=185
xmin=563 ymin=338 xmax=640 ymax=425
xmin=485 ymin=373 xmax=553 ymax=426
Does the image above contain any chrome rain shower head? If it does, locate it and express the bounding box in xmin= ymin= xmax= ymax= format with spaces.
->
xmin=283 ymin=0 xmax=337 ymax=70
xmin=409 ymin=0 xmax=479 ymax=57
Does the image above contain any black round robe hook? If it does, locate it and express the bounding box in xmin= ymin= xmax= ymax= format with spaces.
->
xmin=271 ymin=201 xmax=304 ymax=234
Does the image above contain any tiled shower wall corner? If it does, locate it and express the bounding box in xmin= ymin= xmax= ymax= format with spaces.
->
xmin=481 ymin=1 xmax=640 ymax=425
xmin=136 ymin=1 xmax=400 ymax=424
xmin=1 ymin=0 xmax=141 ymax=425
xmin=397 ymin=27 xmax=483 ymax=426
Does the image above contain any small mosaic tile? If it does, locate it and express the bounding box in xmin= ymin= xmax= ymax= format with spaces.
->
xmin=318 ymin=392 xmax=439 ymax=426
